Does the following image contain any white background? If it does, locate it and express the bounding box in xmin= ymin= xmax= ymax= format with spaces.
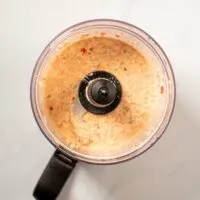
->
xmin=0 ymin=0 xmax=200 ymax=199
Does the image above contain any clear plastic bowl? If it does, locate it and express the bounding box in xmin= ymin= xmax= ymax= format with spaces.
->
xmin=30 ymin=19 xmax=176 ymax=164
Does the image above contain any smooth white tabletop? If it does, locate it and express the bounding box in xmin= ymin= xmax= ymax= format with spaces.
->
xmin=0 ymin=0 xmax=200 ymax=199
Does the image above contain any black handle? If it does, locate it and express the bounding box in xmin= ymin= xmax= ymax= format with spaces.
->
xmin=33 ymin=150 xmax=77 ymax=200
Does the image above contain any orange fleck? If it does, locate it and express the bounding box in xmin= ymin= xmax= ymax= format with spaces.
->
xmin=80 ymin=47 xmax=87 ymax=54
xmin=160 ymin=86 xmax=164 ymax=94
xmin=49 ymin=106 xmax=53 ymax=111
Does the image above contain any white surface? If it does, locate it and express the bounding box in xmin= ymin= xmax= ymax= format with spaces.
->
xmin=0 ymin=0 xmax=200 ymax=199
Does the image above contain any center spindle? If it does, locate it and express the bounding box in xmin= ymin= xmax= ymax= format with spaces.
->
xmin=78 ymin=71 xmax=122 ymax=115
xmin=90 ymin=79 xmax=117 ymax=105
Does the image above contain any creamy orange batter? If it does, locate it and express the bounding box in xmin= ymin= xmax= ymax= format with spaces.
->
xmin=40 ymin=37 xmax=165 ymax=157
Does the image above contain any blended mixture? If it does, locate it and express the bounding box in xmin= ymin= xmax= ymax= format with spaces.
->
xmin=39 ymin=36 xmax=166 ymax=157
